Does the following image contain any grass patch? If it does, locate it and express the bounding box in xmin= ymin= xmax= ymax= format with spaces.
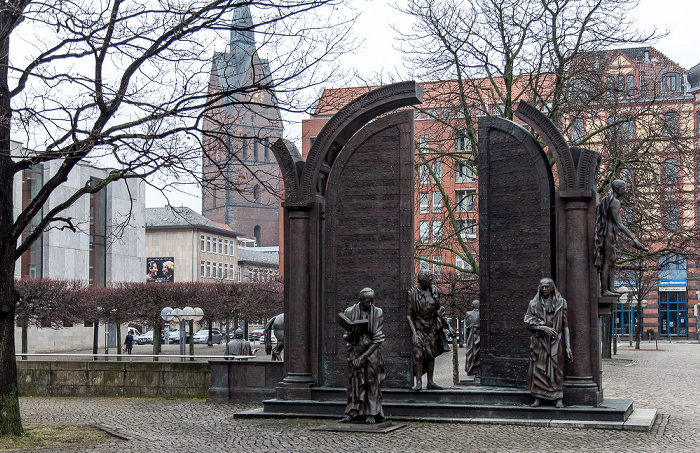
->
xmin=0 ymin=425 xmax=119 ymax=451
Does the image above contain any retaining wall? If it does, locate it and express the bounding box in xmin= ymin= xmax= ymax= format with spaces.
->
xmin=17 ymin=361 xmax=210 ymax=398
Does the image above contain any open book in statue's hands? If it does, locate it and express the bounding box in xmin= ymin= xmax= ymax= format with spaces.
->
xmin=338 ymin=312 xmax=369 ymax=332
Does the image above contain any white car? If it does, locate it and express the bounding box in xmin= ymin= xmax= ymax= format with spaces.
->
xmin=193 ymin=328 xmax=223 ymax=344
xmin=135 ymin=330 xmax=154 ymax=345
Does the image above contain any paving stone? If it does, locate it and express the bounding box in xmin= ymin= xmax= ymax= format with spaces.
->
xmin=18 ymin=341 xmax=700 ymax=452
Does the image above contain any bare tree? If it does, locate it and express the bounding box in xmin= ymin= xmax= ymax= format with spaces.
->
xmin=0 ymin=0 xmax=353 ymax=435
xmin=396 ymin=0 xmax=664 ymax=278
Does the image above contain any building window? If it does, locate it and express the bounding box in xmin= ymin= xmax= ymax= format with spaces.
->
xmin=200 ymin=261 xmax=205 ymax=278
xmin=661 ymin=72 xmax=680 ymax=93
xmin=218 ymin=263 xmax=223 ymax=279
xmin=663 ymin=201 xmax=680 ymax=230
xmin=419 ymin=221 xmax=429 ymax=243
xmin=242 ymin=136 xmax=248 ymax=160
xmin=419 ymin=135 xmax=429 ymax=153
xmin=433 ymin=255 xmax=442 ymax=274
xmin=224 ymin=240 xmax=228 ymax=255
xmin=419 ymin=257 xmax=430 ymax=271
xmin=457 ymin=218 xmax=477 ymax=241
xmin=206 ymin=261 xmax=211 ymax=278
xmin=626 ymin=74 xmax=635 ymax=96
xmin=230 ymin=242 xmax=234 ymax=256
xmin=659 ymin=291 xmax=687 ymax=336
xmin=264 ymin=139 xmax=269 ymax=163
xmin=455 ymin=130 xmax=471 ymax=152
xmin=432 ymin=192 xmax=442 ymax=213
xmin=456 ymin=161 xmax=476 ymax=183
xmin=456 ymin=190 xmax=477 ymax=212
xmin=419 ymin=165 xmax=430 ymax=184
xmin=237 ymin=266 xmax=242 ymax=281
xmin=663 ymin=158 xmax=679 ymax=185
xmin=20 ymin=166 xmax=44 ymax=279
xmin=218 ymin=238 xmax=223 ymax=254
xmin=206 ymin=236 xmax=211 ymax=252
xmin=663 ymin=112 xmax=679 ymax=137
xmin=253 ymin=185 xmax=260 ymax=204
xmin=571 ymin=118 xmax=585 ymax=142
xmin=419 ymin=193 xmax=429 ymax=213
xmin=200 ymin=235 xmax=205 ymax=252
xmin=432 ymin=221 xmax=442 ymax=242
xmin=254 ymin=225 xmax=261 ymax=246
xmin=432 ymin=162 xmax=441 ymax=183
xmin=253 ymin=139 xmax=259 ymax=161
xmin=89 ymin=178 xmax=106 ymax=286
xmin=224 ymin=263 xmax=228 ymax=280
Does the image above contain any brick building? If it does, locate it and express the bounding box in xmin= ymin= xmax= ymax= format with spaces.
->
xmin=301 ymin=47 xmax=700 ymax=340
xmin=201 ymin=4 xmax=282 ymax=247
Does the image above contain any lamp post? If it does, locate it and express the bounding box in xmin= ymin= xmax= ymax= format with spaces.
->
xmin=161 ymin=306 xmax=203 ymax=362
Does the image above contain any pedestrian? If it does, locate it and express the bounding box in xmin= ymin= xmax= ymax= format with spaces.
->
xmin=124 ymin=330 xmax=134 ymax=355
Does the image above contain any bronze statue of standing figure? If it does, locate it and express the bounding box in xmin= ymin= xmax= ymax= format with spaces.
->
xmin=524 ymin=278 xmax=572 ymax=408
xmin=339 ymin=288 xmax=385 ymax=424
xmin=407 ymin=270 xmax=454 ymax=391
xmin=595 ymin=179 xmax=648 ymax=296
xmin=464 ymin=300 xmax=480 ymax=378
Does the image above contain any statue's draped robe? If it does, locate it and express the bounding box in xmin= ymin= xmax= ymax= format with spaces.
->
xmin=594 ymin=192 xmax=619 ymax=270
xmin=524 ymin=293 xmax=568 ymax=400
xmin=464 ymin=309 xmax=480 ymax=375
xmin=225 ymin=339 xmax=252 ymax=357
xmin=343 ymin=303 xmax=385 ymax=418
xmin=407 ymin=285 xmax=448 ymax=363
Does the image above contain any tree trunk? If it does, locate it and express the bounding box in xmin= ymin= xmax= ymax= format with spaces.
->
xmin=602 ymin=315 xmax=612 ymax=359
xmin=0 ymin=253 xmax=23 ymax=435
xmin=21 ymin=322 xmax=27 ymax=360
xmin=635 ymin=304 xmax=642 ymax=349
xmin=92 ymin=322 xmax=99 ymax=360
xmin=116 ymin=323 xmax=122 ymax=361
xmin=451 ymin=318 xmax=459 ymax=385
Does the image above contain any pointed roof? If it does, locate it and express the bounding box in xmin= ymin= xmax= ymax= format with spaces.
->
xmin=145 ymin=206 xmax=242 ymax=236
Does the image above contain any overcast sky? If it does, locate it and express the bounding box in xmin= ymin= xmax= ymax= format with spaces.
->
xmin=152 ymin=0 xmax=699 ymax=211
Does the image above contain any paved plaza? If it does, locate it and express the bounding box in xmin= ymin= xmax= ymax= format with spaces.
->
xmin=18 ymin=340 xmax=700 ymax=452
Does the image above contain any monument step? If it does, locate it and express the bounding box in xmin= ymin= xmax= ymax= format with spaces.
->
xmin=255 ymin=397 xmax=633 ymax=423
xmin=309 ymin=386 xmax=534 ymax=406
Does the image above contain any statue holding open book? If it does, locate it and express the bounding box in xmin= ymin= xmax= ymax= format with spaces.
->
xmin=338 ymin=287 xmax=386 ymax=424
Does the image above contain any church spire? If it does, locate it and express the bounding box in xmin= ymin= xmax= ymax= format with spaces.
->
xmin=230 ymin=3 xmax=255 ymax=56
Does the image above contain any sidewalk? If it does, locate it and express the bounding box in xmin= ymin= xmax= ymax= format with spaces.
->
xmin=18 ymin=341 xmax=700 ymax=452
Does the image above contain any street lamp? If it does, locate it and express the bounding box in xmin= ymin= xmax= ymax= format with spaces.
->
xmin=161 ymin=306 xmax=203 ymax=362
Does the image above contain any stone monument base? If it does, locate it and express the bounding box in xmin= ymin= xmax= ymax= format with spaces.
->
xmin=234 ymin=387 xmax=656 ymax=431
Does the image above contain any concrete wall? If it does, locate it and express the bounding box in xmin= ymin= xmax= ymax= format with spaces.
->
xmin=14 ymin=322 xmax=133 ymax=354
xmin=17 ymin=361 xmax=210 ymax=398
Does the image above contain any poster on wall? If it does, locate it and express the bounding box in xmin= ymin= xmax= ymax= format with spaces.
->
xmin=146 ymin=257 xmax=175 ymax=283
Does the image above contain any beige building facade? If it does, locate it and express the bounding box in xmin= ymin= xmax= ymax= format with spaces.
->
xmin=146 ymin=206 xmax=241 ymax=283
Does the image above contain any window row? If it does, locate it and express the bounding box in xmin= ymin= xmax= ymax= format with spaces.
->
xmin=418 ymin=254 xmax=474 ymax=274
xmin=418 ymin=191 xmax=477 ymax=214
xmin=238 ymin=137 xmax=271 ymax=163
xmin=200 ymin=261 xmax=236 ymax=280
xmin=200 ymin=235 xmax=235 ymax=256
xmin=571 ymin=110 xmax=686 ymax=143
xmin=419 ymin=218 xmax=477 ymax=243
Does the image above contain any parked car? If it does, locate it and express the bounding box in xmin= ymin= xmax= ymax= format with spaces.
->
xmin=135 ymin=330 xmax=154 ymax=345
xmin=168 ymin=328 xmax=190 ymax=344
xmin=248 ymin=329 xmax=264 ymax=342
xmin=193 ymin=327 xmax=223 ymax=344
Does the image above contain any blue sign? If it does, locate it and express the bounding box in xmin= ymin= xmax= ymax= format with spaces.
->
xmin=659 ymin=280 xmax=687 ymax=286
xmin=614 ymin=281 xmax=638 ymax=287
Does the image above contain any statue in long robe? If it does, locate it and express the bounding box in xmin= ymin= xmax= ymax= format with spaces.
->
xmin=340 ymin=288 xmax=385 ymax=424
xmin=524 ymin=278 xmax=572 ymax=408
xmin=464 ymin=300 xmax=480 ymax=377
xmin=407 ymin=270 xmax=453 ymax=391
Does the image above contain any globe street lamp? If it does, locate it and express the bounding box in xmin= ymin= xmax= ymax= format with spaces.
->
xmin=161 ymin=306 xmax=203 ymax=362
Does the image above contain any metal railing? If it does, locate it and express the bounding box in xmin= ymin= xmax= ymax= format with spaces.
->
xmin=15 ymin=353 xmax=258 ymax=362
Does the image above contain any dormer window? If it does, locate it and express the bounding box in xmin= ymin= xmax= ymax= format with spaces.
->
xmin=662 ymin=72 xmax=680 ymax=93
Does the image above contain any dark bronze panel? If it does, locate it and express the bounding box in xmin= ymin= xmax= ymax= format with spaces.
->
xmin=323 ymin=111 xmax=414 ymax=388
xmin=478 ymin=118 xmax=555 ymax=388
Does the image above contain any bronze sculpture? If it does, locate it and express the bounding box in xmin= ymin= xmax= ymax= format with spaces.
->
xmin=407 ymin=270 xmax=454 ymax=391
xmin=264 ymin=313 xmax=284 ymax=361
xmin=524 ymin=278 xmax=572 ymax=408
xmin=595 ymin=179 xmax=648 ymax=296
xmin=464 ymin=300 xmax=480 ymax=377
xmin=339 ymin=288 xmax=385 ymax=424
xmin=225 ymin=328 xmax=252 ymax=359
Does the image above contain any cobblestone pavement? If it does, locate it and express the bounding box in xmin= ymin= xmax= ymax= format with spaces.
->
xmin=18 ymin=340 xmax=700 ymax=452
